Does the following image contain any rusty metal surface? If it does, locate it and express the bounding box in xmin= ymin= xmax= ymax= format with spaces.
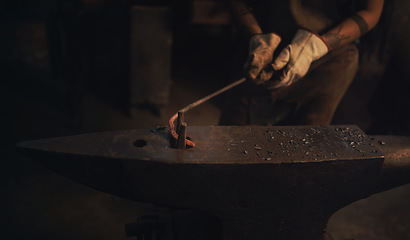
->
xmin=17 ymin=125 xmax=382 ymax=164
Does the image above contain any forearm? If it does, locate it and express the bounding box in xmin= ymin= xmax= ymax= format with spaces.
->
xmin=230 ymin=0 xmax=262 ymax=37
xmin=321 ymin=0 xmax=384 ymax=50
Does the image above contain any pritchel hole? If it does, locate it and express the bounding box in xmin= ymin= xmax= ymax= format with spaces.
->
xmin=133 ymin=139 xmax=147 ymax=148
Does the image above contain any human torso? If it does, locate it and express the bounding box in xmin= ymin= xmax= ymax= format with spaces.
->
xmin=252 ymin=0 xmax=355 ymax=44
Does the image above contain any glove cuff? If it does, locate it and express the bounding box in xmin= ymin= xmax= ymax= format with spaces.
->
xmin=303 ymin=28 xmax=330 ymax=51
xmin=296 ymin=29 xmax=329 ymax=60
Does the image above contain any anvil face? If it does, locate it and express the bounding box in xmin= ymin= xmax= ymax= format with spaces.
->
xmin=17 ymin=125 xmax=382 ymax=164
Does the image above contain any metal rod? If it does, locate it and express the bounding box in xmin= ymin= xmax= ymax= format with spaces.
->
xmin=179 ymin=77 xmax=246 ymax=113
xmin=177 ymin=111 xmax=184 ymax=133
xmin=176 ymin=122 xmax=187 ymax=149
xmin=169 ymin=78 xmax=246 ymax=148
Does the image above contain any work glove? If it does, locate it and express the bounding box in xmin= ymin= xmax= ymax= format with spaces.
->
xmin=244 ymin=33 xmax=281 ymax=84
xmin=269 ymin=29 xmax=329 ymax=89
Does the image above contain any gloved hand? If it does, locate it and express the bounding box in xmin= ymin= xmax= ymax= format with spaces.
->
xmin=244 ymin=33 xmax=281 ymax=84
xmin=269 ymin=29 xmax=329 ymax=89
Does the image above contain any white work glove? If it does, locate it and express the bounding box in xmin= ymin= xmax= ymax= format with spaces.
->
xmin=244 ymin=33 xmax=281 ymax=84
xmin=270 ymin=29 xmax=329 ymax=89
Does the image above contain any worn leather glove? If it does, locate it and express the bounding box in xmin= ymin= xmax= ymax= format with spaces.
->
xmin=244 ymin=33 xmax=281 ymax=84
xmin=270 ymin=29 xmax=329 ymax=89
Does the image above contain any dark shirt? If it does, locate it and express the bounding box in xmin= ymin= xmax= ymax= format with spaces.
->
xmin=251 ymin=0 xmax=355 ymax=46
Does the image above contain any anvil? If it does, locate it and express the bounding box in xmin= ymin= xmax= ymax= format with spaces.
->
xmin=16 ymin=125 xmax=410 ymax=240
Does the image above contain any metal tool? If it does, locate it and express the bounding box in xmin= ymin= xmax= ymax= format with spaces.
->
xmin=169 ymin=77 xmax=246 ymax=148
xmin=16 ymin=125 xmax=410 ymax=240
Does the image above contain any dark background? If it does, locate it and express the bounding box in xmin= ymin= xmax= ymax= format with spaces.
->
xmin=1 ymin=0 xmax=410 ymax=239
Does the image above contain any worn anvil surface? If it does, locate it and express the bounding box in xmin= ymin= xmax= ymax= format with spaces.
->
xmin=17 ymin=125 xmax=383 ymax=163
xmin=17 ymin=125 xmax=386 ymax=240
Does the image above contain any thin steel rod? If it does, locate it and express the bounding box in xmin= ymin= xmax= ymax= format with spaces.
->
xmin=180 ymin=77 xmax=246 ymax=113
xmin=176 ymin=122 xmax=187 ymax=149
xmin=177 ymin=111 xmax=184 ymax=133
xmin=169 ymin=77 xmax=246 ymax=148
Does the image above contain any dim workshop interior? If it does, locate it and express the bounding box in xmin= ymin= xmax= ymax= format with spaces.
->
xmin=1 ymin=0 xmax=410 ymax=239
